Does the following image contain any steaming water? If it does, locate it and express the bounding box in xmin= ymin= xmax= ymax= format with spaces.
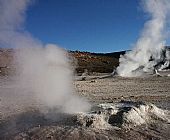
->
xmin=14 ymin=45 xmax=91 ymax=113
xmin=117 ymin=0 xmax=170 ymax=77
xmin=0 ymin=0 xmax=90 ymax=114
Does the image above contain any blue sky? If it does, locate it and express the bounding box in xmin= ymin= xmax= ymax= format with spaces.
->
xmin=26 ymin=0 xmax=148 ymax=52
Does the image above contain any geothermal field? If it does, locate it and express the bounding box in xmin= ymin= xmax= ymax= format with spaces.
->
xmin=0 ymin=0 xmax=170 ymax=139
xmin=0 ymin=70 xmax=170 ymax=139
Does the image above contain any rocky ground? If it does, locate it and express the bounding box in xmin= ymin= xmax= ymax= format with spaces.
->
xmin=75 ymin=74 xmax=170 ymax=109
xmin=0 ymin=72 xmax=170 ymax=140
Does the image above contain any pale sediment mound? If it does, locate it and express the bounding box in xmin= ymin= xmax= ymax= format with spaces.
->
xmin=3 ymin=101 xmax=169 ymax=139
xmin=123 ymin=103 xmax=169 ymax=126
xmin=76 ymin=101 xmax=170 ymax=129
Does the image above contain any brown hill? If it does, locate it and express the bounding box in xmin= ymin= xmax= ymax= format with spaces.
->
xmin=0 ymin=48 xmax=126 ymax=75
xmin=70 ymin=51 xmax=125 ymax=74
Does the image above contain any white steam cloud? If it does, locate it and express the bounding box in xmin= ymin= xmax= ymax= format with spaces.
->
xmin=117 ymin=0 xmax=170 ymax=77
xmin=0 ymin=0 xmax=90 ymax=113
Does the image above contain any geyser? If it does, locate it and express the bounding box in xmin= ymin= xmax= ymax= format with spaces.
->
xmin=117 ymin=0 xmax=170 ymax=77
xmin=0 ymin=0 xmax=90 ymax=113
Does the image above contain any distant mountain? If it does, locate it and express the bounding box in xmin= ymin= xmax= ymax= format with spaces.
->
xmin=91 ymin=50 xmax=127 ymax=59
xmin=70 ymin=50 xmax=126 ymax=74
xmin=0 ymin=48 xmax=126 ymax=75
xmin=1 ymin=47 xmax=169 ymax=75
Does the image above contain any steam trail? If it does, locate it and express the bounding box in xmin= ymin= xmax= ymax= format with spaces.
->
xmin=117 ymin=0 xmax=170 ymax=77
xmin=0 ymin=0 xmax=90 ymax=113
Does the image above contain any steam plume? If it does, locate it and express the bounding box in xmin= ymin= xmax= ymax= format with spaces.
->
xmin=117 ymin=0 xmax=170 ymax=77
xmin=0 ymin=0 xmax=90 ymax=113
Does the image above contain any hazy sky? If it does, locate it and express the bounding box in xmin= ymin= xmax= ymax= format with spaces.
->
xmin=25 ymin=0 xmax=168 ymax=52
